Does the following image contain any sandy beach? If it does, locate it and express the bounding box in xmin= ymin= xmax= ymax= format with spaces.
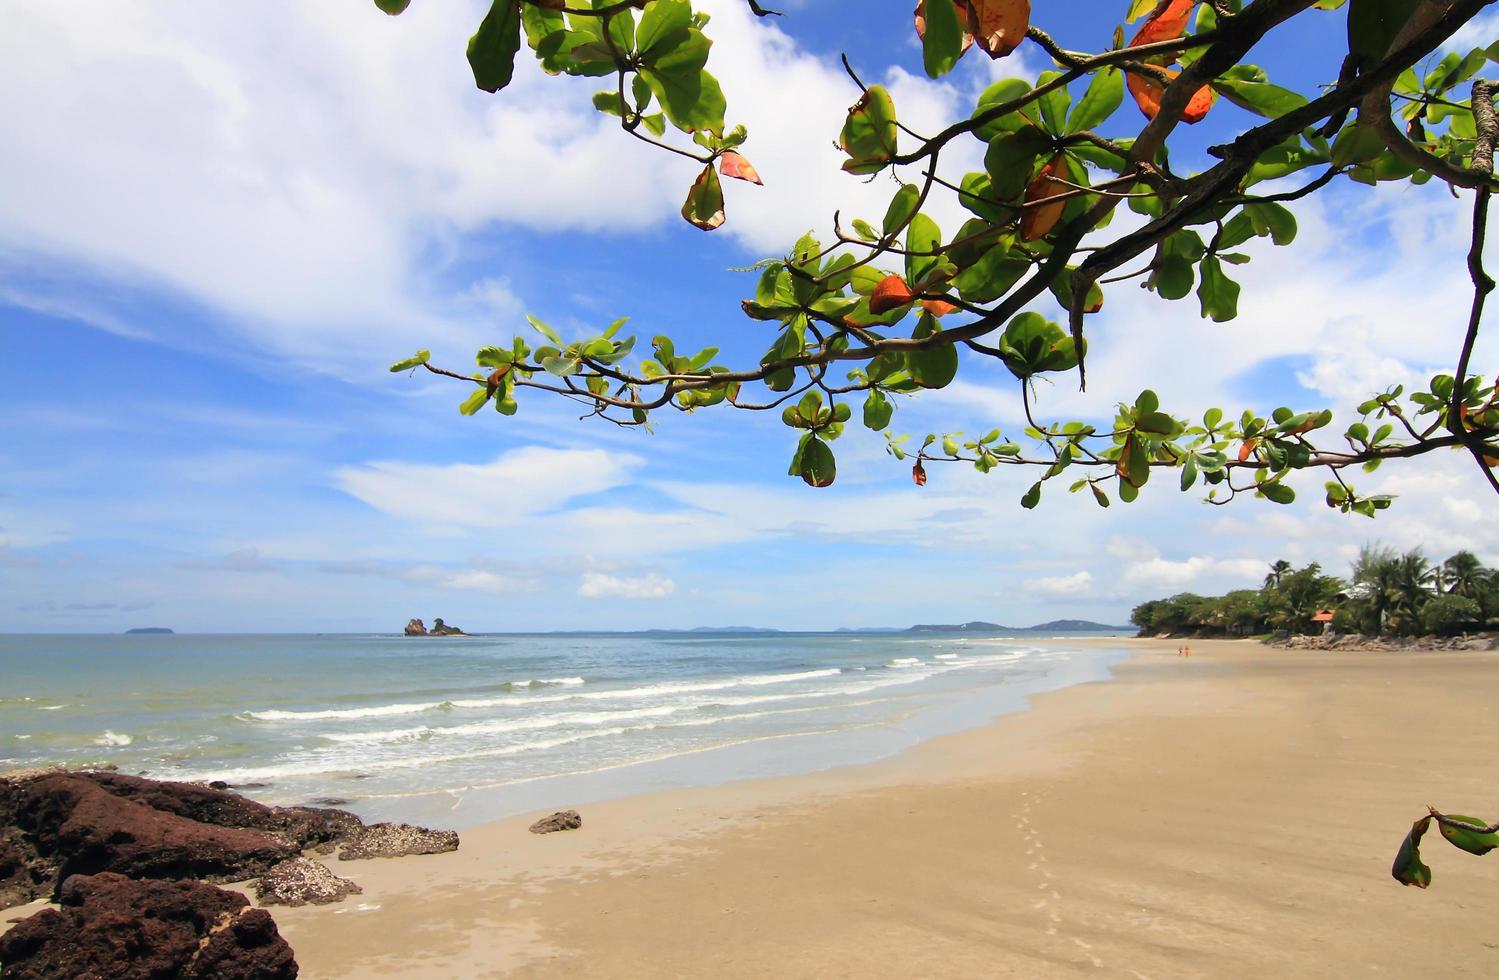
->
xmin=7 ymin=637 xmax=1499 ymax=977
xmin=242 ymin=637 xmax=1494 ymax=978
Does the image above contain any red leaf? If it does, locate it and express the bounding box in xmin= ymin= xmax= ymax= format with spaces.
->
xmin=869 ymin=275 xmax=915 ymax=315
xmin=1238 ymin=438 xmax=1257 ymax=463
xmin=1019 ymin=152 xmax=1068 ymax=241
xmin=719 ymin=150 xmax=763 ymax=185
xmin=1126 ymin=67 xmax=1216 ymax=123
xmin=922 ymin=298 xmax=958 ymax=317
xmin=912 ymin=460 xmax=928 ymax=486
xmin=1129 ymin=0 xmax=1195 ymax=47
xmin=966 ymin=0 xmax=1030 ymax=59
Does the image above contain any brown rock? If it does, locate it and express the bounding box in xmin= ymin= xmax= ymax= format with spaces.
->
xmin=0 ymin=872 xmax=297 ymax=979
xmin=7 ymin=774 xmax=298 ymax=893
xmin=529 ymin=810 xmax=582 ymax=835
xmin=336 ymin=822 xmax=458 ymax=860
xmin=403 ymin=618 xmax=428 ymax=636
xmin=253 ymin=858 xmax=361 ymax=908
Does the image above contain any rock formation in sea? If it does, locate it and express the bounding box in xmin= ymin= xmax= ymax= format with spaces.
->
xmin=529 ymin=810 xmax=582 ymax=834
xmin=0 ymin=872 xmax=298 ymax=979
xmin=404 ymin=617 xmax=466 ymax=636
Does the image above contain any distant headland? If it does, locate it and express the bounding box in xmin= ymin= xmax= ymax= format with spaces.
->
xmin=907 ymin=619 xmax=1130 ymax=633
xmin=124 ymin=627 xmax=174 ymax=635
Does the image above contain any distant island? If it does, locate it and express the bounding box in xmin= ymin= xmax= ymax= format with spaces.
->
xmin=124 ymin=627 xmax=174 ymax=635
xmin=908 ymin=620 xmax=1129 ymax=633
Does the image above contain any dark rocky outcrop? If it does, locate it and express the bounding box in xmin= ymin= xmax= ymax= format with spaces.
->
xmin=528 ymin=810 xmax=582 ymax=835
xmin=336 ymin=822 xmax=459 ymax=860
xmin=253 ymin=858 xmax=361 ymax=908
xmin=1270 ymin=632 xmax=1498 ymax=652
xmin=403 ymin=618 xmax=428 ymax=636
xmin=0 ymin=771 xmax=445 ymax=906
xmin=0 ymin=872 xmax=297 ymax=979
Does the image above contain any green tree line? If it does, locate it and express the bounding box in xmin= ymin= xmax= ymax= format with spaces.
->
xmin=1130 ymin=546 xmax=1496 ymax=637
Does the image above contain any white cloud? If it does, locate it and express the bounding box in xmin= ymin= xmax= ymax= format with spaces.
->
xmin=1123 ymin=556 xmax=1270 ymax=591
xmin=335 ymin=446 xmax=639 ymax=528
xmin=578 ymin=571 xmax=676 ymax=599
xmin=178 ymin=547 xmax=274 ymax=573
xmin=1024 ymin=570 xmax=1095 ymax=596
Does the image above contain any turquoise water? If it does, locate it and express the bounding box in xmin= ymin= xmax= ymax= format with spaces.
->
xmin=0 ymin=632 xmax=1129 ymax=825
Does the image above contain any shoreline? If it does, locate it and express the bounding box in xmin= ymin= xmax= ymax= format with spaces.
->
xmin=8 ymin=637 xmax=1499 ymax=976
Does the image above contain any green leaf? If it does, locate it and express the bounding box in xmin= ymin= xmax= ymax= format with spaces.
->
xmin=459 ymin=387 xmax=491 ymax=416
xmin=971 ymin=78 xmax=1033 ymax=142
xmin=1210 ymin=77 xmax=1308 ymax=119
xmin=998 ymin=312 xmax=1084 ymax=379
xmin=1392 ymin=815 xmax=1433 ymax=888
xmin=905 ymin=213 xmax=943 ymax=287
xmin=799 ymin=437 xmax=836 ymax=487
xmin=1181 ymin=454 xmax=1199 ymax=490
xmin=637 ymin=0 xmax=692 ymax=59
xmin=1091 ymin=484 xmax=1110 ymax=508
xmin=468 ymin=0 xmax=524 ymax=93
xmin=1136 ymin=411 xmax=1178 ymax=436
xmin=863 ymin=390 xmax=894 ymax=430
xmin=907 ymin=313 xmax=960 ymax=389
xmin=527 ymin=314 xmax=563 ymax=345
xmin=1244 ymin=202 xmax=1297 ymax=245
xmin=374 ymin=0 xmax=411 ymax=13
xmin=1067 ymin=67 xmax=1123 ymax=133
xmin=840 ymin=86 xmax=899 ymax=174
xmin=1197 ymin=256 xmax=1241 ymax=322
xmin=921 ymin=0 xmax=965 ymax=78
xmin=1034 ymin=70 xmax=1071 ymax=135
xmin=681 ymin=163 xmax=726 ymax=231
xmin=1438 ymin=815 xmax=1499 ymax=856
xmin=638 ymin=29 xmax=725 ymax=133
xmin=389 ymin=350 xmax=431 ymax=372
xmin=1021 ymin=482 xmax=1041 ymax=509
xmin=1260 ymin=482 xmax=1295 ymax=504
xmin=1349 ymin=0 xmax=1421 ymax=63
xmin=883 ymin=184 xmax=921 ymax=236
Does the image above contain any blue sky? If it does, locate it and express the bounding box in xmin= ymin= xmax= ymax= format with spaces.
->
xmin=2 ymin=1 xmax=1496 ymax=632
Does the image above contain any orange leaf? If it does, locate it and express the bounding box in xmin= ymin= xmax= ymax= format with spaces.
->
xmin=922 ymin=298 xmax=958 ymax=317
xmin=1126 ymin=68 xmax=1215 ymax=123
xmin=719 ymin=150 xmax=763 ymax=185
xmin=966 ymin=0 xmax=1030 ymax=59
xmin=1238 ymin=438 xmax=1257 ymax=463
xmin=913 ymin=460 xmax=928 ymax=486
xmin=680 ymin=164 xmax=725 ymax=231
xmin=1019 ymin=152 xmax=1068 ymax=241
xmin=1128 ymin=0 xmax=1195 ymax=47
xmin=870 ymin=275 xmax=915 ymax=315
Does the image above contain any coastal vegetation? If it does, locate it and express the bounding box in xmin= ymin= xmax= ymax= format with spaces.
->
xmin=387 ymin=0 xmax=1499 ymax=514
xmin=1130 ymin=547 xmax=1497 ymax=637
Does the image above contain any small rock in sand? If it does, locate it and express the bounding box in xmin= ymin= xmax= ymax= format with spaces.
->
xmin=529 ymin=810 xmax=582 ymax=835
xmin=254 ymin=857 xmax=363 ymax=907
xmin=337 ymin=822 xmax=459 ymax=860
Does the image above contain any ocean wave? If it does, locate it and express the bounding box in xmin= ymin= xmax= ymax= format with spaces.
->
xmin=452 ymin=667 xmax=844 ymax=710
xmin=93 ymin=730 xmax=132 ymax=747
xmin=888 ymin=658 xmax=921 ymax=667
xmin=242 ymin=677 xmax=589 ymax=722
xmin=934 ymin=653 xmax=960 ymax=660
xmin=190 ymin=701 xmax=893 ymax=784
xmin=37 ymin=704 xmax=67 ymax=711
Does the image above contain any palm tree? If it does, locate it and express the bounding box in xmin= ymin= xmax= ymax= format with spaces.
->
xmin=1350 ymin=544 xmax=1400 ymax=634
xmin=1264 ymin=559 xmax=1293 ymax=590
xmin=1386 ymin=551 xmax=1435 ymax=635
xmin=1442 ymin=551 xmax=1491 ymax=601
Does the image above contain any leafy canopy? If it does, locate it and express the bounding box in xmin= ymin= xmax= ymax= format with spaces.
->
xmin=385 ymin=0 xmax=1499 ymax=514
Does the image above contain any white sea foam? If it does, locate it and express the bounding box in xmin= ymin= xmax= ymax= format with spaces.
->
xmin=888 ymin=657 xmax=921 ymax=667
xmin=37 ymin=705 xmax=67 ymax=711
xmin=245 ymin=701 xmax=450 ymax=722
xmin=94 ymin=730 xmax=132 ymax=747
xmin=934 ymin=653 xmax=960 ymax=660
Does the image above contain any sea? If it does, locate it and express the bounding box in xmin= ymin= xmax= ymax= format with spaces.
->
xmin=0 ymin=631 xmax=1131 ymax=827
